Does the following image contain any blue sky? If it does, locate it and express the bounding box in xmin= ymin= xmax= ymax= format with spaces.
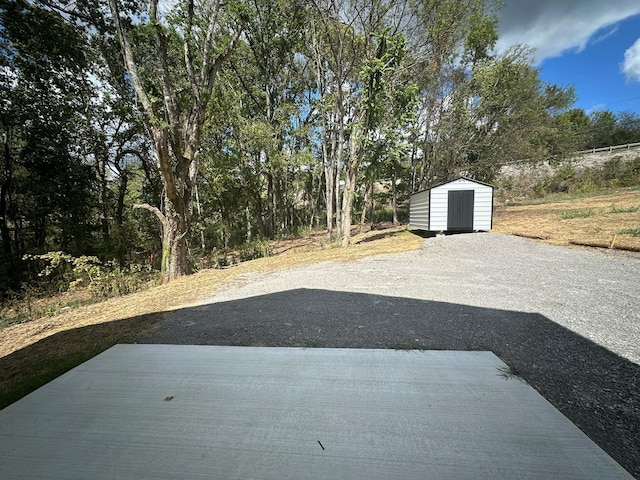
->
xmin=496 ymin=1 xmax=640 ymax=115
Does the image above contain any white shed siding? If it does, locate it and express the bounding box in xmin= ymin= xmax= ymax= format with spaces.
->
xmin=472 ymin=185 xmax=493 ymax=230
xmin=409 ymin=189 xmax=430 ymax=230
xmin=410 ymin=177 xmax=494 ymax=231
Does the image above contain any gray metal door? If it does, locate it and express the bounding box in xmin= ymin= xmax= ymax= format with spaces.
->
xmin=447 ymin=190 xmax=474 ymax=230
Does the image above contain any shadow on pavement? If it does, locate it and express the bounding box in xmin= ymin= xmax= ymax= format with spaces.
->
xmin=142 ymin=288 xmax=640 ymax=478
xmin=1 ymin=289 xmax=638 ymax=477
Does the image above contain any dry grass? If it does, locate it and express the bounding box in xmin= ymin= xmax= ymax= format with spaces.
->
xmin=494 ymin=190 xmax=640 ymax=251
xmin=0 ymin=225 xmax=419 ymax=360
xmin=0 ymin=225 xmax=420 ymax=408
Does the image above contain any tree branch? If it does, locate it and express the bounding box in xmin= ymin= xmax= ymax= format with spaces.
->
xmin=199 ymin=0 xmax=223 ymax=85
xmin=183 ymin=0 xmax=200 ymax=104
xmin=150 ymin=0 xmax=183 ymax=156
xmin=107 ymin=0 xmax=155 ymax=118
xmin=206 ymin=21 xmax=246 ymax=93
xmin=133 ymin=203 xmax=166 ymax=225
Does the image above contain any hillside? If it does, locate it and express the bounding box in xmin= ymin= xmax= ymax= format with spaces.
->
xmin=494 ymin=190 xmax=640 ymax=252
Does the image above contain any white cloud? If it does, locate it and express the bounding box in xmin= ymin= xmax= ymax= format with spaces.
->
xmin=496 ymin=0 xmax=640 ymax=63
xmin=622 ymin=38 xmax=640 ymax=82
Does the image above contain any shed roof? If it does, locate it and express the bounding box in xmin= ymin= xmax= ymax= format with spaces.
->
xmin=412 ymin=176 xmax=495 ymax=195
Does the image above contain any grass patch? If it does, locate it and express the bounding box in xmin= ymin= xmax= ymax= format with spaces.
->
xmin=610 ymin=204 xmax=639 ymax=214
xmin=0 ymin=349 xmax=104 ymax=409
xmin=0 ymin=315 xmax=31 ymax=329
xmin=620 ymin=226 xmax=640 ymax=237
xmin=559 ymin=209 xmax=594 ymax=219
xmin=0 ymin=312 xmax=165 ymax=410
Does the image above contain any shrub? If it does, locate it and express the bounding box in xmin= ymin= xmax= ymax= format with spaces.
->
xmin=532 ymin=156 xmax=640 ymax=198
xmin=237 ymin=240 xmax=272 ymax=262
xmin=23 ymin=252 xmax=147 ymax=298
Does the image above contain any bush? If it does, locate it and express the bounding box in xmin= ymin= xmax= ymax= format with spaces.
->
xmin=538 ymin=165 xmax=577 ymax=195
xmin=532 ymin=156 xmax=640 ymax=198
xmin=237 ymin=240 xmax=272 ymax=262
xmin=23 ymin=252 xmax=148 ymax=298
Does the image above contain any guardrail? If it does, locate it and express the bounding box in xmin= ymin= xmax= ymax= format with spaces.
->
xmin=500 ymin=141 xmax=640 ymax=166
xmin=577 ymin=142 xmax=640 ymax=154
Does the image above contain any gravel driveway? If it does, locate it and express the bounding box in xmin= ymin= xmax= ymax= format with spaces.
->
xmin=142 ymin=232 xmax=640 ymax=478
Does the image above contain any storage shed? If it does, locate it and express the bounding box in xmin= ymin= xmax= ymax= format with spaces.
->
xmin=410 ymin=177 xmax=494 ymax=232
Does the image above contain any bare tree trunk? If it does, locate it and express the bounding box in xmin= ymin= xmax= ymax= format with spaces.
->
xmin=359 ymin=182 xmax=369 ymax=228
xmin=334 ymin=103 xmax=344 ymax=238
xmin=312 ymin=21 xmax=334 ymax=241
xmin=0 ymin=138 xmax=13 ymax=254
xmin=369 ymin=175 xmax=375 ymax=227
xmin=391 ymin=165 xmax=398 ymax=225
xmin=340 ymin=133 xmax=362 ymax=247
xmin=340 ymin=182 xmax=353 ymax=247
xmin=108 ymin=0 xmax=243 ymax=282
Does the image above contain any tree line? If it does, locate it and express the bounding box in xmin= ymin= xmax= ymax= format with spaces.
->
xmin=1 ymin=0 xmax=633 ymax=288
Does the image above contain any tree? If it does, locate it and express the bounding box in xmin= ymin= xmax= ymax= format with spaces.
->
xmin=0 ymin=0 xmax=97 ymax=257
xmin=587 ymin=110 xmax=617 ymax=149
xmin=464 ymin=47 xmax=575 ymax=181
xmin=614 ymin=111 xmax=640 ymax=145
xmin=232 ymin=0 xmax=309 ymax=238
xmin=339 ymin=28 xmax=416 ymax=245
xmin=107 ymin=0 xmax=245 ymax=281
xmin=406 ymin=0 xmax=500 ymax=189
xmin=554 ymin=108 xmax=590 ymax=154
xmin=308 ymin=1 xmax=364 ymax=241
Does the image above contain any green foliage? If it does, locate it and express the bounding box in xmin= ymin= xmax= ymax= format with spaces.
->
xmin=23 ymin=252 xmax=149 ymax=298
xmin=609 ymin=204 xmax=639 ymax=214
xmin=536 ymin=165 xmax=578 ymax=196
xmin=534 ymin=157 xmax=640 ymax=197
xmin=237 ymin=240 xmax=272 ymax=262
xmin=558 ymin=209 xmax=594 ymax=220
xmin=372 ymin=207 xmax=409 ymax=224
xmin=619 ymin=226 xmax=640 ymax=237
xmin=6 ymin=0 xmax=635 ymax=285
xmin=466 ymin=47 xmax=575 ymax=182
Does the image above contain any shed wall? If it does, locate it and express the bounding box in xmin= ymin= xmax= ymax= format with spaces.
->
xmin=409 ymin=189 xmax=430 ymax=230
xmin=427 ymin=178 xmax=493 ymax=231
xmin=472 ymin=185 xmax=493 ymax=230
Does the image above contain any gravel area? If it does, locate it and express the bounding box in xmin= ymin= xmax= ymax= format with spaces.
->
xmin=142 ymin=232 xmax=640 ymax=478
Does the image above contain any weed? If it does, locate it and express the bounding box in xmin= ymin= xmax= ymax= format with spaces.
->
xmin=609 ymin=204 xmax=639 ymax=214
xmin=497 ymin=364 xmax=526 ymax=382
xmin=0 ymin=314 xmax=31 ymax=329
xmin=302 ymin=338 xmax=323 ymax=348
xmin=389 ymin=340 xmax=426 ymax=351
xmin=65 ymin=298 xmax=96 ymax=309
xmin=620 ymin=226 xmax=640 ymax=237
xmin=559 ymin=209 xmax=594 ymax=219
xmin=22 ymin=252 xmax=148 ymax=298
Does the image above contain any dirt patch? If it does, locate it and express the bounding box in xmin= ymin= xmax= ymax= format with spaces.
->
xmin=494 ymin=190 xmax=640 ymax=252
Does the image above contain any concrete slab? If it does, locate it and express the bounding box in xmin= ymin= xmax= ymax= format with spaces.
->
xmin=0 ymin=345 xmax=633 ymax=479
